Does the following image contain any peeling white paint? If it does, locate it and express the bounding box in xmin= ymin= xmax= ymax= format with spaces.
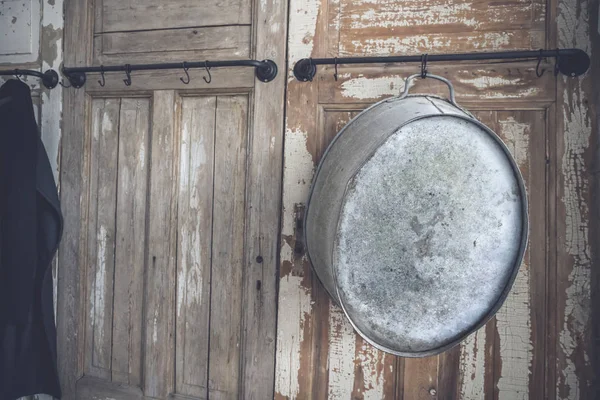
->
xmin=340 ymin=75 xmax=405 ymax=100
xmin=495 ymin=116 xmax=532 ymax=400
xmin=458 ymin=76 xmax=523 ymax=90
xmin=327 ymin=305 xmax=356 ymax=400
xmin=459 ymin=330 xmax=486 ymax=399
xmin=344 ymin=31 xmax=515 ymax=55
xmin=557 ymin=85 xmax=592 ymax=399
xmin=556 ymin=0 xmax=592 ymax=395
xmin=274 ymin=242 xmax=313 ymax=399
xmin=355 ymin=339 xmax=387 ymax=400
xmin=347 ymin=4 xmax=478 ymax=30
xmin=287 ymin=0 xmax=320 ymax=66
xmin=281 ymin=128 xmax=315 ymax=236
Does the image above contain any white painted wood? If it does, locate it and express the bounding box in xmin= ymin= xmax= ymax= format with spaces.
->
xmin=0 ymin=0 xmax=40 ymax=63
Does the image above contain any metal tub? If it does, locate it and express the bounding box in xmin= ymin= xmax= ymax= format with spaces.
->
xmin=304 ymin=74 xmax=528 ymax=357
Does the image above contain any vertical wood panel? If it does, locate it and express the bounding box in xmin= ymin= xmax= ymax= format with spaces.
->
xmin=175 ymin=96 xmax=216 ymax=398
xmin=242 ymin=0 xmax=288 ymax=397
xmin=143 ymin=90 xmax=178 ymax=397
xmin=403 ymin=357 xmax=438 ymax=400
xmin=111 ymin=98 xmax=150 ymax=386
xmin=555 ymin=0 xmax=595 ymax=396
xmin=209 ymin=95 xmax=248 ymax=399
xmin=494 ymin=112 xmax=533 ymax=400
xmin=84 ymin=98 xmax=120 ymax=380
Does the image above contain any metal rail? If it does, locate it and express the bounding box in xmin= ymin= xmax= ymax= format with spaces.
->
xmin=62 ymin=59 xmax=279 ymax=88
xmin=292 ymin=48 xmax=591 ymax=81
xmin=0 ymin=69 xmax=59 ymax=89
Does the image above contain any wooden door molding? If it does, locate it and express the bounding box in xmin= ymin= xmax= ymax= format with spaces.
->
xmin=57 ymin=0 xmax=287 ymax=398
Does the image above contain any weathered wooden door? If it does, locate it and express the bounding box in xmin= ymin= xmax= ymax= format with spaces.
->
xmin=276 ymin=0 xmax=595 ymax=399
xmin=57 ymin=0 xmax=286 ymax=398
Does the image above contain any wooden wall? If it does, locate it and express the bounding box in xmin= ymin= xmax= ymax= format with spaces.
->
xmin=275 ymin=0 xmax=598 ymax=398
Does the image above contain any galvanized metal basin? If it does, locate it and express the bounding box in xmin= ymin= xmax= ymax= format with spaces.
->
xmin=304 ymin=74 xmax=528 ymax=357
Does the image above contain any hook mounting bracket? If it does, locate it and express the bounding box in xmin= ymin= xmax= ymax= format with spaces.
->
xmin=256 ymin=60 xmax=278 ymax=82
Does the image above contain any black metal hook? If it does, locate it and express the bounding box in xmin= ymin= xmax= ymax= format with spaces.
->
xmin=333 ymin=57 xmax=339 ymax=81
xmin=421 ymin=54 xmax=428 ymax=79
xmin=203 ymin=61 xmax=211 ymax=84
xmin=123 ymin=64 xmax=132 ymax=86
xmin=98 ymin=65 xmax=106 ymax=87
xmin=180 ymin=62 xmax=191 ymax=84
xmin=14 ymin=69 xmax=24 ymax=82
xmin=535 ymin=49 xmax=545 ymax=77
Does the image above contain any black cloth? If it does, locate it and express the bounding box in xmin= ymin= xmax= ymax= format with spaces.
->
xmin=0 ymin=80 xmax=63 ymax=400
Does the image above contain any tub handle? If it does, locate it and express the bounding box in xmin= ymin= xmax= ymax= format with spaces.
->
xmin=399 ymin=74 xmax=457 ymax=107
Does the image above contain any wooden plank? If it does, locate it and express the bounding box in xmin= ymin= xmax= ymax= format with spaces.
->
xmin=337 ymin=0 xmax=536 ymax=35
xmin=208 ymin=95 xmax=248 ymax=399
xmin=111 ymin=98 xmax=151 ymax=385
xmin=58 ymin=0 xmax=94 ymax=395
xmin=317 ymin=64 xmax=556 ymax=105
xmin=95 ymin=25 xmax=251 ymax=64
xmin=437 ymin=347 xmax=461 ymax=400
xmin=143 ymin=90 xmax=178 ymax=397
xmin=174 ymin=96 xmax=216 ymax=398
xmin=241 ymin=0 xmax=288 ymax=397
xmin=339 ymin=30 xmax=545 ymax=56
xmin=528 ymin=110 xmax=548 ymax=398
xmin=327 ymin=305 xmax=357 ymax=399
xmin=84 ymin=98 xmax=120 ymax=380
xmin=100 ymin=0 xmax=251 ymax=32
xmin=403 ymin=357 xmax=439 ymax=400
xmin=555 ymin=0 xmax=595 ymax=396
xmin=494 ymin=112 xmax=533 ymax=400
xmin=84 ymin=68 xmax=255 ymax=92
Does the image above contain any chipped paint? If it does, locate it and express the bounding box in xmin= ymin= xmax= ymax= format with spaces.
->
xmin=340 ymin=74 xmax=405 ymax=100
xmin=355 ymin=338 xmax=387 ymax=399
xmin=281 ymin=128 xmax=315 ymax=236
xmin=274 ymin=242 xmax=313 ymax=399
xmin=459 ymin=330 xmax=486 ymax=399
xmin=495 ymin=116 xmax=532 ymax=400
xmin=327 ymin=305 xmax=356 ymax=399
xmin=344 ymin=32 xmax=515 ymax=55
xmin=287 ymin=0 xmax=320 ymax=66
xmin=458 ymin=76 xmax=523 ymax=90
xmin=556 ymin=0 xmax=593 ymax=396
xmin=346 ymin=2 xmax=479 ymax=29
xmin=557 ymin=84 xmax=592 ymax=399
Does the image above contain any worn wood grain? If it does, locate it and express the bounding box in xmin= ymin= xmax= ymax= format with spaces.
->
xmin=318 ymin=64 xmax=556 ymax=105
xmin=403 ymin=357 xmax=439 ymax=400
xmin=494 ymin=112 xmax=534 ymax=400
xmin=84 ymin=98 xmax=120 ymax=380
xmin=175 ymin=96 xmax=216 ymax=398
xmin=84 ymin=68 xmax=255 ymax=92
xmin=555 ymin=0 xmax=595 ymax=396
xmin=111 ymin=98 xmax=151 ymax=385
xmin=241 ymin=0 xmax=288 ymax=397
xmin=58 ymin=0 xmax=94 ymax=396
xmin=95 ymin=25 xmax=251 ymax=65
xmin=208 ymin=95 xmax=248 ymax=399
xmin=99 ymin=0 xmax=251 ymax=32
xmin=143 ymin=90 xmax=178 ymax=397
xmin=337 ymin=30 xmax=545 ymax=56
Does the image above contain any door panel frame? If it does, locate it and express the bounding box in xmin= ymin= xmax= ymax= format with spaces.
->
xmin=57 ymin=0 xmax=287 ymax=397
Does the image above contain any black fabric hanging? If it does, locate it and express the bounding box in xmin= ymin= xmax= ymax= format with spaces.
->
xmin=0 ymin=79 xmax=63 ymax=400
